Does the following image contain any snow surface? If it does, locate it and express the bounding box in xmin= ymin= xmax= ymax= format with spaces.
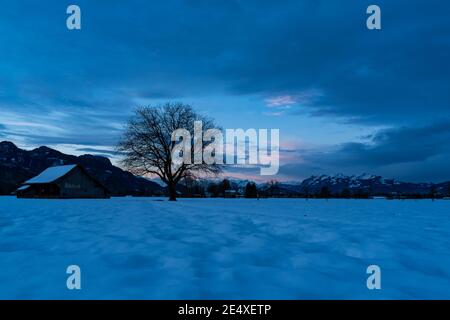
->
xmin=0 ymin=196 xmax=449 ymax=299
xmin=25 ymin=165 xmax=77 ymax=184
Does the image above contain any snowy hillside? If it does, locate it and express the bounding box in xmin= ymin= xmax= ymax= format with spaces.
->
xmin=296 ymin=173 xmax=444 ymax=196
xmin=0 ymin=197 xmax=449 ymax=299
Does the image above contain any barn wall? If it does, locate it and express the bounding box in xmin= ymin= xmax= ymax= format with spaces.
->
xmin=56 ymin=167 xmax=108 ymax=198
xmin=17 ymin=184 xmax=60 ymax=198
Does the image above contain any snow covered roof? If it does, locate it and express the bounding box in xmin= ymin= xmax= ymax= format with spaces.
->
xmin=17 ymin=185 xmax=30 ymax=191
xmin=25 ymin=164 xmax=78 ymax=184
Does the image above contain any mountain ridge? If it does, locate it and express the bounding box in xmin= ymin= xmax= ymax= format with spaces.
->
xmin=1 ymin=141 xmax=450 ymax=198
xmin=0 ymin=141 xmax=162 ymax=196
xmin=257 ymin=173 xmax=450 ymax=198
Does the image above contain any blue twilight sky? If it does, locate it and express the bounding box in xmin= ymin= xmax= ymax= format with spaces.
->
xmin=0 ymin=0 xmax=449 ymax=182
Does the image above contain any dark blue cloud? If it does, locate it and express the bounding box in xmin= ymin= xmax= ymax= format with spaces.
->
xmin=0 ymin=0 xmax=449 ymax=181
xmin=3 ymin=0 xmax=448 ymax=122
xmin=277 ymin=122 xmax=450 ymax=182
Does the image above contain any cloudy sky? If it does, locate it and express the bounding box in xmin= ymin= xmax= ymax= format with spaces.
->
xmin=1 ymin=0 xmax=449 ymax=182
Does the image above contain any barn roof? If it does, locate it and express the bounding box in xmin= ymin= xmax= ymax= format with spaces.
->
xmin=17 ymin=185 xmax=31 ymax=191
xmin=25 ymin=164 xmax=78 ymax=184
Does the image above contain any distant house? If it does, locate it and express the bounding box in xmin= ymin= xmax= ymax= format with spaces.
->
xmin=16 ymin=164 xmax=109 ymax=199
xmin=224 ymin=190 xmax=238 ymax=198
xmin=371 ymin=196 xmax=388 ymax=200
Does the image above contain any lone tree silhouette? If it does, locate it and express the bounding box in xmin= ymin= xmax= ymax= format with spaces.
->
xmin=118 ymin=103 xmax=222 ymax=201
xmin=245 ymin=182 xmax=258 ymax=198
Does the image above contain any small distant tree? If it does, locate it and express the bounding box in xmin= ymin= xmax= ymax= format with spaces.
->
xmin=267 ymin=180 xmax=279 ymax=188
xmin=429 ymin=185 xmax=437 ymax=200
xmin=118 ymin=103 xmax=222 ymax=201
xmin=245 ymin=182 xmax=258 ymax=198
xmin=319 ymin=186 xmax=331 ymax=199
xmin=181 ymin=175 xmax=195 ymax=193
xmin=340 ymin=188 xmax=351 ymax=199
xmin=180 ymin=174 xmax=205 ymax=197
xmin=303 ymin=187 xmax=310 ymax=198
xmin=219 ymin=179 xmax=232 ymax=196
xmin=267 ymin=179 xmax=280 ymax=197
xmin=207 ymin=182 xmax=220 ymax=197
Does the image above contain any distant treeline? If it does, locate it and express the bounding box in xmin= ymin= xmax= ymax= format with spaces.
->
xmin=177 ymin=178 xmax=450 ymax=199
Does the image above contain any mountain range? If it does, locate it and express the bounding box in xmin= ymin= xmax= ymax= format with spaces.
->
xmin=258 ymin=174 xmax=450 ymax=197
xmin=1 ymin=141 xmax=449 ymax=198
xmin=0 ymin=141 xmax=162 ymax=196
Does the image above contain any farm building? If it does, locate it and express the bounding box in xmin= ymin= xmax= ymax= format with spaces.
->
xmin=16 ymin=164 xmax=109 ymax=199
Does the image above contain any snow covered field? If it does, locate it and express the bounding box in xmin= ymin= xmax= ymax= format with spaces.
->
xmin=0 ymin=196 xmax=449 ymax=299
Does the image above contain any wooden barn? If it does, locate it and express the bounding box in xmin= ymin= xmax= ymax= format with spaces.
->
xmin=16 ymin=164 xmax=109 ymax=199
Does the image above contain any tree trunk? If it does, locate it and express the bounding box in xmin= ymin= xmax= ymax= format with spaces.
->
xmin=168 ymin=182 xmax=177 ymax=201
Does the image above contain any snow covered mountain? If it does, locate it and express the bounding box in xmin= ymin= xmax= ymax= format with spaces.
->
xmin=2 ymin=141 xmax=449 ymax=198
xmin=228 ymin=174 xmax=449 ymax=197
xmin=296 ymin=173 xmax=448 ymax=197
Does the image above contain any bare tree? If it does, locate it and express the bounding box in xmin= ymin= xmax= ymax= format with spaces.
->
xmin=118 ymin=103 xmax=222 ymax=201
